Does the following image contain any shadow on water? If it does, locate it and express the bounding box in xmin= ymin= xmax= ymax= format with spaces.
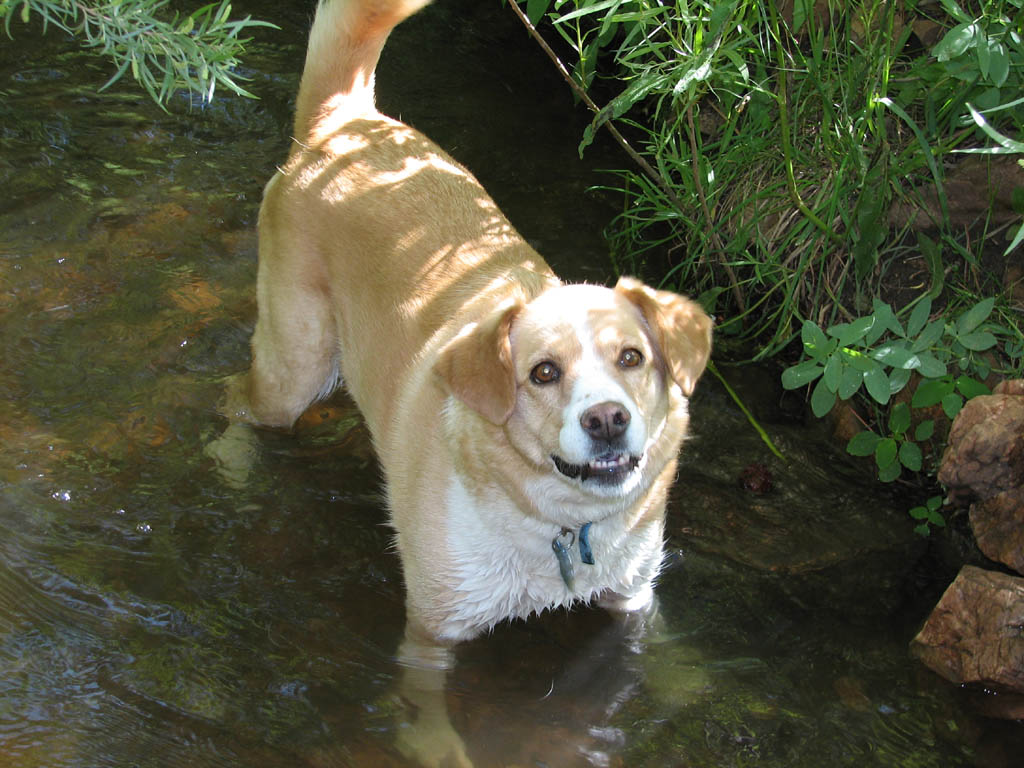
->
xmin=1 ymin=1 xmax=1022 ymax=766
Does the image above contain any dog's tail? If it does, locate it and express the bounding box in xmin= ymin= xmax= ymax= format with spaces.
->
xmin=293 ymin=0 xmax=433 ymax=146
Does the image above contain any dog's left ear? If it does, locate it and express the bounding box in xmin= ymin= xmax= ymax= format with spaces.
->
xmin=434 ymin=299 xmax=522 ymax=425
xmin=615 ymin=276 xmax=713 ymax=396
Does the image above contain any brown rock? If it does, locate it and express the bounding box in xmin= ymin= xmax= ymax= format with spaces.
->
xmin=994 ymin=379 xmax=1024 ymax=397
xmin=970 ymin=489 xmax=1024 ymax=575
xmin=911 ymin=566 xmax=1024 ymax=693
xmin=937 ymin=390 xmax=1024 ymax=503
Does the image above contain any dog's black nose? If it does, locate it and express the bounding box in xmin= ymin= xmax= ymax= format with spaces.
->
xmin=580 ymin=401 xmax=630 ymax=441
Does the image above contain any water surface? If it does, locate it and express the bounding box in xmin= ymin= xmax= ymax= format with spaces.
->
xmin=2 ymin=2 xmax=1022 ymax=766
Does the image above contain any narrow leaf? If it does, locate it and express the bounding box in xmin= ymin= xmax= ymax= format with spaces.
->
xmin=526 ymin=0 xmax=552 ymax=25
xmin=781 ymin=360 xmax=823 ymax=390
xmin=907 ymin=297 xmax=931 ymax=338
xmin=955 ymin=375 xmax=991 ymax=399
xmin=864 ymin=364 xmax=891 ymax=405
xmin=810 ymin=376 xmax=837 ymax=418
xmin=958 ymin=297 xmax=995 ymax=334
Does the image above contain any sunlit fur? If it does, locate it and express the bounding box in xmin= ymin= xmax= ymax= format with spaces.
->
xmin=227 ymin=0 xmax=712 ymax=686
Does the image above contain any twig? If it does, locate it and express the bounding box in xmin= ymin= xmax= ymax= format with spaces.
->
xmin=507 ymin=2 xmax=670 ymax=200
xmin=507 ymin=0 xmax=744 ymax=307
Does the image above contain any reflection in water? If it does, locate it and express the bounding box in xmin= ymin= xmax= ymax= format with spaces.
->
xmin=1 ymin=1 xmax=1021 ymax=767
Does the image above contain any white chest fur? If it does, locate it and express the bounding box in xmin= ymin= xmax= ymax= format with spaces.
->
xmin=435 ymin=475 xmax=664 ymax=642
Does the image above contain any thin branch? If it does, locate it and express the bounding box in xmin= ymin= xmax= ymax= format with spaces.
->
xmin=507 ymin=1 xmax=744 ymax=307
xmin=506 ymin=3 xmax=686 ymax=218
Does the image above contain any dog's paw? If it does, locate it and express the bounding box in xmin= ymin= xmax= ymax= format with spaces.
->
xmin=597 ymin=580 xmax=655 ymax=614
xmin=395 ymin=715 xmax=473 ymax=768
xmin=204 ymin=421 xmax=258 ymax=489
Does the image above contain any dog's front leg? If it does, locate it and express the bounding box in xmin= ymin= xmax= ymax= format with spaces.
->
xmin=395 ymin=630 xmax=473 ymax=768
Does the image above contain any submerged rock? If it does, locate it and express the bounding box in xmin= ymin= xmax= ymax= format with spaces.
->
xmin=911 ymin=566 xmax=1024 ymax=694
xmin=673 ymin=370 xmax=921 ymax=618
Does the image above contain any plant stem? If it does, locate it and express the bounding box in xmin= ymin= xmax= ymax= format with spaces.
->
xmin=765 ymin=0 xmax=842 ymax=245
xmin=707 ymin=360 xmax=786 ymax=461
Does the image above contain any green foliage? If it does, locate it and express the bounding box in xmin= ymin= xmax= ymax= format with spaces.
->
xmin=909 ymin=495 xmax=947 ymax=537
xmin=515 ymin=1 xmax=1024 ymax=534
xmin=781 ymin=295 xmax=1022 ymax=486
xmin=0 ymin=0 xmax=275 ymax=106
xmin=516 ymin=0 xmax=1024 ymax=355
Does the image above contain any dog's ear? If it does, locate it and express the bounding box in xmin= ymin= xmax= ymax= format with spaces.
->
xmin=615 ymin=276 xmax=712 ymax=396
xmin=434 ymin=300 xmax=522 ymax=425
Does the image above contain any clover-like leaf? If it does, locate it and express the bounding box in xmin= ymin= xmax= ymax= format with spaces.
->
xmin=899 ymin=440 xmax=923 ymax=472
xmin=957 ymin=330 xmax=997 ymax=351
xmin=907 ymin=298 xmax=931 ymax=338
xmin=828 ymin=316 xmax=875 ymax=347
xmin=889 ymin=402 xmax=911 ymax=435
xmin=875 ymin=437 xmax=899 ymax=469
xmin=847 ymin=430 xmax=881 ymax=457
xmin=941 ymin=392 xmax=964 ymax=419
xmin=912 ymin=376 xmax=954 ymax=408
xmin=801 ymin=320 xmax=832 ymax=363
xmin=915 ymin=420 xmax=935 ymax=441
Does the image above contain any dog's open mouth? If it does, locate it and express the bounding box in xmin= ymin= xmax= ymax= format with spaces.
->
xmin=552 ymin=452 xmax=641 ymax=485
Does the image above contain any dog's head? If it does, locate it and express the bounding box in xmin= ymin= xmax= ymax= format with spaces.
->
xmin=435 ymin=277 xmax=712 ymax=499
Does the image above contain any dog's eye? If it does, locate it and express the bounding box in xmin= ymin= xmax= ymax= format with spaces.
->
xmin=619 ymin=348 xmax=644 ymax=368
xmin=530 ymin=361 xmax=561 ymax=385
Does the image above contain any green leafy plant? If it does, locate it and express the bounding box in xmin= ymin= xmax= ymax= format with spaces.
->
xmin=909 ymin=495 xmax=947 ymax=537
xmin=780 ymin=295 xmax=1020 ymax=486
xmin=511 ymin=1 xmax=1023 ymax=356
xmin=512 ymin=1 xmax=1024 ymax=534
xmin=0 ymin=0 xmax=275 ymax=106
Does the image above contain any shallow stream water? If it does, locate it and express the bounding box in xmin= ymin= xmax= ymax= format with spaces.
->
xmin=2 ymin=2 xmax=1022 ymax=766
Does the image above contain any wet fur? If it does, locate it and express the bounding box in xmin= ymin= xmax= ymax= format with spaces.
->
xmin=226 ymin=1 xmax=712 ymax=764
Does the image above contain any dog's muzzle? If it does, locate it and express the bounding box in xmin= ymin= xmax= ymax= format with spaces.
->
xmin=552 ymin=452 xmax=640 ymax=485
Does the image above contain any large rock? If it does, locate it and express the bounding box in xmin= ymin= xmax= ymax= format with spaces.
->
xmin=937 ymin=386 xmax=1024 ymax=503
xmin=937 ymin=381 xmax=1024 ymax=574
xmin=970 ymin=490 xmax=1024 ymax=576
xmin=911 ymin=566 xmax=1024 ymax=694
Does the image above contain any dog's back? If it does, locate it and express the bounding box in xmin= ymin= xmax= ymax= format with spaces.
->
xmin=248 ymin=0 xmax=557 ymax=435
